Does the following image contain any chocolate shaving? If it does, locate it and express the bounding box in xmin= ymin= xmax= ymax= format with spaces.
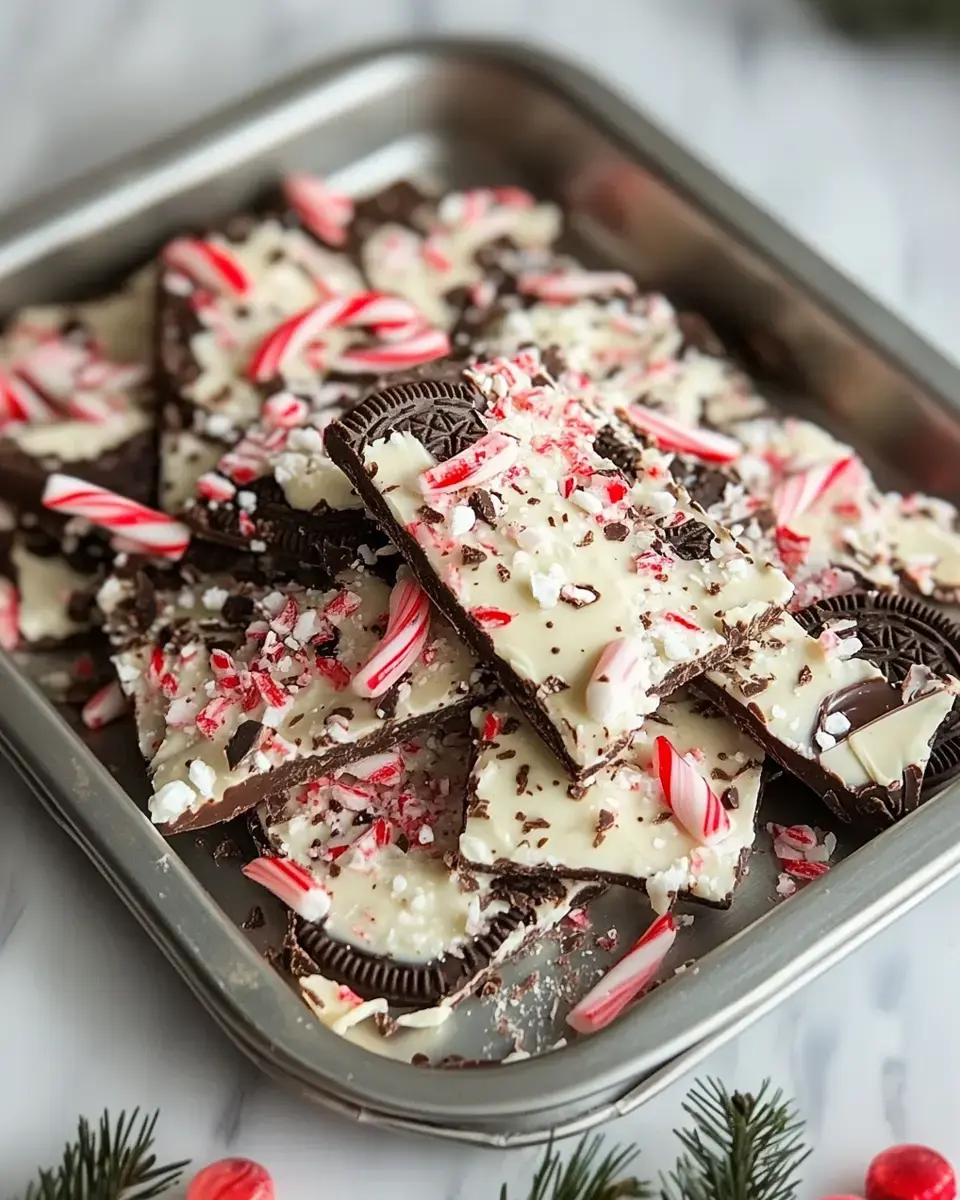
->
xmin=462 ymin=545 xmax=488 ymax=565
xmin=740 ymin=677 xmax=771 ymax=698
xmin=521 ymin=816 xmax=550 ymax=835
xmin=241 ymin=905 xmax=265 ymax=930
xmin=720 ymin=786 xmax=740 ymax=810
xmin=496 ymin=563 xmax=511 ymax=582
xmin=593 ymin=809 xmax=616 ymax=847
xmin=418 ymin=505 xmax=445 ymax=525
xmin=662 ymin=518 xmax=715 ymax=561
xmin=516 ymin=764 xmax=530 ymax=795
xmin=226 ymin=720 xmax=262 ymax=770
xmin=798 ymin=664 xmax=813 ymax=686
xmin=469 ymin=489 xmax=497 ymax=526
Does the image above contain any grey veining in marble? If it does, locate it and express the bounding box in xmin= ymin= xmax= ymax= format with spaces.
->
xmin=5 ymin=1 xmax=960 ymax=1196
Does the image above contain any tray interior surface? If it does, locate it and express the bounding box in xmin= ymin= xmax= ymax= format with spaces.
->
xmin=3 ymin=44 xmax=960 ymax=1134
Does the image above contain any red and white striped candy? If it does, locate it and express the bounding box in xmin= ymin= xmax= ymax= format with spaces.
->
xmin=247 ymin=292 xmax=424 ymax=382
xmin=0 ymin=578 xmax=19 ymax=651
xmin=345 ymin=750 xmax=405 ymax=788
xmin=283 ymin=174 xmax=354 ymax=247
xmin=774 ymin=526 xmax=811 ymax=572
xmin=773 ymin=455 xmax=860 ymax=531
xmin=241 ymin=856 xmax=331 ymax=923
xmin=0 ymin=369 xmax=56 ymax=425
xmin=585 ymin=636 xmax=650 ymax=727
xmin=624 ymin=404 xmax=740 ymax=465
xmin=195 ymin=472 xmax=237 ymax=503
xmin=42 ymin=473 xmax=191 ymax=560
xmin=81 ymin=680 xmax=128 ymax=730
xmin=333 ymin=327 xmax=450 ymax=374
xmin=566 ymin=912 xmax=678 ymax=1034
xmin=517 ymin=270 xmax=636 ymax=303
xmin=469 ymin=606 xmax=514 ymax=631
xmin=186 ymin=1157 xmax=275 ymax=1200
xmin=352 ymin=577 xmax=431 ymax=699
xmin=261 ymin=391 xmax=310 ymax=429
xmin=654 ymin=735 xmax=731 ymax=845
xmin=419 ymin=431 xmax=518 ymax=500
xmin=162 ymin=237 xmax=251 ymax=296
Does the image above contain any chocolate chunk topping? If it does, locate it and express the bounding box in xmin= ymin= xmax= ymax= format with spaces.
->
xmin=798 ymin=664 xmax=813 ymax=686
xmin=418 ymin=505 xmax=445 ymax=525
xmin=720 ymin=786 xmax=740 ymax=810
xmin=661 ymin=517 xmax=715 ymax=561
xmin=516 ymin=764 xmax=530 ymax=794
xmin=462 ymin=545 xmax=488 ymax=566
xmin=593 ymin=809 xmax=616 ymax=847
xmin=469 ymin=489 xmax=498 ymax=526
xmin=602 ymin=522 xmax=629 ymax=542
xmin=226 ymin=720 xmax=262 ymax=769
xmin=222 ymin=593 xmax=256 ymax=626
xmin=496 ymin=563 xmax=511 ymax=583
xmin=740 ymin=676 xmax=771 ymax=698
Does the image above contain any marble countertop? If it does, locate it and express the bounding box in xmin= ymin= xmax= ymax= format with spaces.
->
xmin=6 ymin=1 xmax=960 ymax=1195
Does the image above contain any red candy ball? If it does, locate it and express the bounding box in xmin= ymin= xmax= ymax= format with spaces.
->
xmin=866 ymin=1145 xmax=956 ymax=1200
xmin=187 ymin=1158 xmax=275 ymax=1200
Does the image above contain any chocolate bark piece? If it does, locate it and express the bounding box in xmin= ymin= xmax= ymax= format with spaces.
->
xmin=181 ymin=391 xmax=386 ymax=567
xmin=461 ymin=691 xmax=764 ymax=911
xmin=259 ymin=726 xmax=589 ymax=1005
xmin=475 ymin=289 xmax=770 ymax=432
xmin=0 ymin=506 xmax=111 ymax=648
xmin=795 ymin=590 xmax=960 ymax=790
xmin=326 ymin=354 xmax=793 ymax=781
xmin=156 ymin=182 xmax=561 ymax=513
xmin=97 ymin=563 xmax=487 ymax=834
xmin=700 ymin=606 xmax=958 ymax=829
xmin=0 ymin=265 xmax=157 ymax=511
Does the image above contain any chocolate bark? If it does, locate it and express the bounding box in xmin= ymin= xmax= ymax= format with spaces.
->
xmin=326 ymin=354 xmax=793 ymax=781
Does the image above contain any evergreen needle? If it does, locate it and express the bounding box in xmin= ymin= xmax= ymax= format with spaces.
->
xmin=500 ymin=1135 xmax=650 ymax=1200
xmin=21 ymin=1108 xmax=189 ymax=1200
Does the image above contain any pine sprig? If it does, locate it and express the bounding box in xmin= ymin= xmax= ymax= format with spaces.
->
xmin=501 ymin=1135 xmax=649 ymax=1200
xmin=660 ymin=1079 xmax=810 ymax=1200
xmin=21 ymin=1109 xmax=189 ymax=1200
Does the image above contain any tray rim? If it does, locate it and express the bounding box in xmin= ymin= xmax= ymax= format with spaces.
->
xmin=3 ymin=35 xmax=960 ymax=1138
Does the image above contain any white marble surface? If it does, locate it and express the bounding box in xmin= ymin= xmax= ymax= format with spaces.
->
xmin=5 ymin=1 xmax=960 ymax=1195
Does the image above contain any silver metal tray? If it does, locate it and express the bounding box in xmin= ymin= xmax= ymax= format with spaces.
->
xmin=3 ymin=40 xmax=960 ymax=1145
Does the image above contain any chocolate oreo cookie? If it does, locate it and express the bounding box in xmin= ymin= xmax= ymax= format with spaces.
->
xmin=288 ymin=909 xmax=529 ymax=1007
xmin=795 ymin=590 xmax=960 ymax=791
xmin=328 ymin=372 xmax=487 ymax=465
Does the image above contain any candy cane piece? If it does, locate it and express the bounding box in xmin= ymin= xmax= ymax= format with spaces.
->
xmin=241 ymin=856 xmax=331 ymax=923
xmin=162 ymin=237 xmax=251 ymax=296
xmin=247 ymin=292 xmax=424 ymax=382
xmin=419 ymin=431 xmax=519 ymax=500
xmin=42 ymin=474 xmax=191 ymax=560
xmin=283 ymin=174 xmax=354 ymax=247
xmin=654 ymin=735 xmax=731 ymax=845
xmin=517 ymin=270 xmax=636 ymax=303
xmin=566 ymin=913 xmax=678 ymax=1034
xmin=262 ymin=391 xmax=310 ymax=429
xmin=623 ymin=404 xmax=741 ymax=465
xmin=341 ymin=750 xmax=405 ymax=788
xmin=585 ymin=636 xmax=651 ymax=727
xmin=469 ymin=606 xmax=514 ymax=631
xmin=0 ymin=579 xmax=19 ymax=651
xmin=195 ymin=472 xmax=237 ymax=503
xmin=81 ymin=680 xmax=128 ymax=730
xmin=333 ymin=327 xmax=450 ymax=375
xmin=352 ymin=579 xmax=431 ymax=699
xmin=773 ymin=455 xmax=859 ymax=530
xmin=0 ymin=369 xmax=56 ymax=424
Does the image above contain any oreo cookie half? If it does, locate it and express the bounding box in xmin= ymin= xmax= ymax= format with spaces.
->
xmin=795 ymin=590 xmax=960 ymax=791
